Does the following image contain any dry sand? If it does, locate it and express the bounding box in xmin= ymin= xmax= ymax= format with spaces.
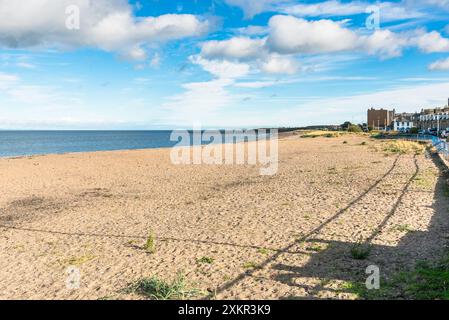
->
xmin=1 ymin=134 xmax=449 ymax=300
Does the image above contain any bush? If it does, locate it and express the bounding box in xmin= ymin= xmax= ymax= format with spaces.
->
xmin=348 ymin=124 xmax=363 ymax=133
xmin=410 ymin=127 xmax=419 ymax=134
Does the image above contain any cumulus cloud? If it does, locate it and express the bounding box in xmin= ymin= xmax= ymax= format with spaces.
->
xmin=196 ymin=15 xmax=409 ymax=77
xmin=267 ymin=15 xmax=358 ymax=54
xmin=361 ymin=29 xmax=408 ymax=58
xmin=200 ymin=37 xmax=266 ymax=61
xmin=429 ymin=57 xmax=449 ymax=71
xmin=260 ymin=55 xmax=300 ymax=74
xmin=415 ymin=30 xmax=449 ymax=52
xmin=0 ymin=0 xmax=209 ymax=61
xmin=197 ymin=14 xmax=449 ymax=76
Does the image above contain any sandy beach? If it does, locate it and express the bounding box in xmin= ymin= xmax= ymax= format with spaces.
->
xmin=1 ymin=133 xmax=448 ymax=300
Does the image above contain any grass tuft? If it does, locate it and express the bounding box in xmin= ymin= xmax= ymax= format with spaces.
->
xmin=143 ymin=231 xmax=156 ymax=253
xmin=392 ymin=224 xmax=414 ymax=233
xmin=243 ymin=261 xmax=261 ymax=270
xmin=257 ymin=248 xmax=270 ymax=255
xmin=197 ymin=256 xmax=214 ymax=265
xmin=129 ymin=273 xmax=202 ymax=300
xmin=350 ymin=242 xmax=372 ymax=260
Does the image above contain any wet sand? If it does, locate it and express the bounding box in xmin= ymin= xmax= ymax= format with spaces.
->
xmin=0 ymin=134 xmax=448 ymax=299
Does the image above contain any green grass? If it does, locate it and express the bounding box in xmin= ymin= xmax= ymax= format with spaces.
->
xmin=243 ymin=261 xmax=261 ymax=270
xmin=197 ymin=256 xmax=214 ymax=265
xmin=344 ymin=254 xmax=449 ymax=300
xmin=377 ymin=140 xmax=425 ymax=155
xmin=306 ymin=245 xmax=324 ymax=252
xmin=392 ymin=224 xmax=414 ymax=233
xmin=350 ymin=242 xmax=372 ymax=260
xmin=143 ymin=231 xmax=156 ymax=253
xmin=397 ymin=258 xmax=449 ymax=299
xmin=128 ymin=273 xmax=202 ymax=300
xmin=257 ymin=248 xmax=270 ymax=255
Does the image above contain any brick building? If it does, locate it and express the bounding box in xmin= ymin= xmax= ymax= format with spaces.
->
xmin=367 ymin=108 xmax=395 ymax=130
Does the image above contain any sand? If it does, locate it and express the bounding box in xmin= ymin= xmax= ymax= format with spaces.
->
xmin=0 ymin=134 xmax=448 ymax=300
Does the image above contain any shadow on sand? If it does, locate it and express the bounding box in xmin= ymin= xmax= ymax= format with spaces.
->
xmin=271 ymin=151 xmax=449 ymax=299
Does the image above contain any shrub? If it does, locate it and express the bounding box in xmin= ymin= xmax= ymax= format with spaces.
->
xmin=348 ymin=124 xmax=363 ymax=133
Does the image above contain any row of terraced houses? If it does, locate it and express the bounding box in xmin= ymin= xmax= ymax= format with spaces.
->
xmin=367 ymin=99 xmax=449 ymax=132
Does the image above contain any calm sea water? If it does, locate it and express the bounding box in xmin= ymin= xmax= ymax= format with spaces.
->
xmin=0 ymin=130 xmax=261 ymax=158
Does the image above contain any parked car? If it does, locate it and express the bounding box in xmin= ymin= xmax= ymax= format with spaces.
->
xmin=428 ymin=128 xmax=438 ymax=136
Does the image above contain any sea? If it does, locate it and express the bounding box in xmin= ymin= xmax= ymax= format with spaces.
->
xmin=0 ymin=130 xmax=263 ymax=158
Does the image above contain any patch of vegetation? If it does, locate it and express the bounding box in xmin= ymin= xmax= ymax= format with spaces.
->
xmin=128 ymin=273 xmax=202 ymax=300
xmin=413 ymin=168 xmax=437 ymax=191
xmin=350 ymin=242 xmax=372 ymax=260
xmin=377 ymin=140 xmax=425 ymax=155
xmin=143 ymin=231 xmax=156 ymax=253
xmin=257 ymin=248 xmax=270 ymax=255
xmin=300 ymin=130 xmax=343 ymax=138
xmin=197 ymin=256 xmax=214 ymax=265
xmin=348 ymin=124 xmax=363 ymax=133
xmin=306 ymin=245 xmax=324 ymax=252
xmin=243 ymin=261 xmax=261 ymax=270
xmin=391 ymin=224 xmax=414 ymax=233
xmin=345 ymin=254 xmax=449 ymax=300
xmin=343 ymin=141 xmax=348 ymax=144
xmin=66 ymin=254 xmax=95 ymax=267
xmin=360 ymin=141 xmax=368 ymax=146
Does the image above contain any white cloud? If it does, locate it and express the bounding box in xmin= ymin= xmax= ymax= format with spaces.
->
xmin=234 ymin=81 xmax=279 ymax=88
xmin=415 ymin=30 xmax=449 ymax=53
xmin=429 ymin=57 xmax=449 ymax=71
xmin=121 ymin=46 xmax=148 ymax=61
xmin=282 ymin=1 xmax=424 ymax=21
xmin=190 ymin=55 xmax=250 ymax=79
xmin=267 ymin=15 xmax=358 ymax=54
xmin=361 ymin=29 xmax=408 ymax=58
xmin=200 ymin=37 xmax=266 ymax=61
xmin=283 ymin=1 xmax=365 ymax=17
xmin=260 ymin=55 xmax=300 ymax=74
xmin=235 ymin=25 xmax=269 ymax=36
xmin=224 ymin=0 xmax=290 ymax=18
xmin=201 ymin=15 xmax=449 ymax=67
xmin=0 ymin=0 xmax=209 ymax=61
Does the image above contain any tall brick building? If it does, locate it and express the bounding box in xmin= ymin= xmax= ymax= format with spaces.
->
xmin=367 ymin=108 xmax=395 ymax=130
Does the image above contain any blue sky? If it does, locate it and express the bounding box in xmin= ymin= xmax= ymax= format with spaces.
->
xmin=1 ymin=0 xmax=449 ymax=129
